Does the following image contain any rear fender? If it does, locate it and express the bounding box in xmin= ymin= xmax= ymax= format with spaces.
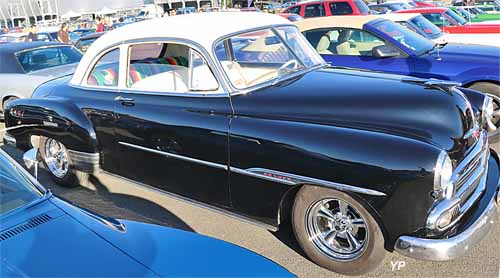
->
xmin=4 ymin=97 xmax=98 ymax=153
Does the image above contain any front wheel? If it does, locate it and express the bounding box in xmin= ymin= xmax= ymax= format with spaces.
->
xmin=39 ymin=137 xmax=86 ymax=188
xmin=292 ymin=186 xmax=385 ymax=276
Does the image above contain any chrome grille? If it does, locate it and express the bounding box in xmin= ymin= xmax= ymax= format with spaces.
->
xmin=452 ymin=130 xmax=489 ymax=214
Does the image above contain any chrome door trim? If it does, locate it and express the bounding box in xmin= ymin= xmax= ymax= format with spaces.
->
xmin=101 ymin=170 xmax=279 ymax=232
xmin=119 ymin=142 xmax=386 ymax=197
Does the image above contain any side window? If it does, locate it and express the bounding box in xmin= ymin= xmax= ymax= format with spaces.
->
xmin=329 ymin=2 xmax=353 ymax=15
xmin=311 ymin=28 xmax=387 ymax=56
xmin=87 ymin=48 xmax=120 ymax=87
xmin=288 ymin=6 xmax=302 ymax=15
xmin=304 ymin=4 xmax=325 ymax=18
xmin=127 ymin=42 xmax=218 ymax=93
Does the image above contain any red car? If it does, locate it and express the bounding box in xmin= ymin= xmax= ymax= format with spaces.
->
xmin=282 ymin=0 xmax=370 ymax=18
xmin=396 ymin=8 xmax=500 ymax=34
xmin=414 ymin=1 xmax=437 ymax=7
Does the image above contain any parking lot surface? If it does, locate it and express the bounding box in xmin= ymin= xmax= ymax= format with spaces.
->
xmin=1 ymin=122 xmax=499 ymax=278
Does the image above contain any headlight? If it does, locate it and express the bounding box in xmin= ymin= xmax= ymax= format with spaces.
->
xmin=481 ymin=96 xmax=494 ymax=130
xmin=433 ymin=151 xmax=454 ymax=200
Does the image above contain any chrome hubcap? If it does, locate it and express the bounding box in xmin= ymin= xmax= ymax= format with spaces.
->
xmin=486 ymin=94 xmax=500 ymax=138
xmin=306 ymin=198 xmax=368 ymax=261
xmin=44 ymin=138 xmax=69 ymax=178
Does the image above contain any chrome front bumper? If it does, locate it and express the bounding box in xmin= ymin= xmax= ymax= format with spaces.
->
xmin=394 ymin=160 xmax=500 ymax=261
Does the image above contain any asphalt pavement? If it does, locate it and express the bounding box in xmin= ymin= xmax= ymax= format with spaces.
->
xmin=1 ymin=122 xmax=499 ymax=278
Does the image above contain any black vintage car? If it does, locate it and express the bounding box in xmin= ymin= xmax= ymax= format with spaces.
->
xmin=3 ymin=13 xmax=500 ymax=275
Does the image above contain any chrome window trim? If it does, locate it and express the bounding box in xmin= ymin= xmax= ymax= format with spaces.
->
xmin=75 ymin=37 xmax=229 ymax=96
xmin=211 ymin=24 xmax=327 ymax=96
xmin=80 ymin=46 xmax=122 ymax=89
xmin=123 ymin=40 xmax=223 ymax=94
xmin=119 ymin=141 xmax=387 ymax=197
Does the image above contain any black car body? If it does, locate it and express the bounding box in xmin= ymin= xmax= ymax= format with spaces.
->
xmin=3 ymin=13 xmax=499 ymax=275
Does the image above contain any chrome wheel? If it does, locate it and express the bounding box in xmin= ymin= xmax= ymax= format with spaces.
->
xmin=44 ymin=138 xmax=69 ymax=178
xmin=486 ymin=94 xmax=500 ymax=138
xmin=306 ymin=198 xmax=369 ymax=261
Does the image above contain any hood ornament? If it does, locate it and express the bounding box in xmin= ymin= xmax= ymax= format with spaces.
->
xmin=402 ymin=78 xmax=462 ymax=94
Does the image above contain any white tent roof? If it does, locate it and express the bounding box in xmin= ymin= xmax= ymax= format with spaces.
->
xmin=96 ymin=6 xmax=116 ymax=15
xmin=61 ymin=10 xmax=82 ymax=18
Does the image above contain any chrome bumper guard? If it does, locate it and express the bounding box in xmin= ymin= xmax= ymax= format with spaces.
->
xmin=3 ymin=132 xmax=16 ymax=146
xmin=68 ymin=150 xmax=100 ymax=173
xmin=395 ymin=156 xmax=500 ymax=261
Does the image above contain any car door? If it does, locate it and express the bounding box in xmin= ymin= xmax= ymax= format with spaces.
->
xmin=113 ymin=41 xmax=231 ymax=208
xmin=303 ymin=27 xmax=412 ymax=76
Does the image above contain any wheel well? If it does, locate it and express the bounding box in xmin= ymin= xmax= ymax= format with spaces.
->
xmin=279 ymin=184 xmax=392 ymax=251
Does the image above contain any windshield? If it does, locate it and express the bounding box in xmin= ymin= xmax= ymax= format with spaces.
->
xmin=371 ymin=19 xmax=434 ymax=55
xmin=445 ymin=9 xmax=468 ymax=25
xmin=215 ymin=26 xmax=324 ymax=89
xmin=77 ymin=37 xmax=99 ymax=53
xmin=0 ymin=153 xmax=42 ymax=215
xmin=409 ymin=15 xmax=443 ymax=39
xmin=15 ymin=45 xmax=82 ymax=73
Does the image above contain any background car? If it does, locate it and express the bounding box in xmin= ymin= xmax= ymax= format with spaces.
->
xmin=297 ymin=16 xmax=500 ymax=141
xmin=0 ymin=42 xmax=82 ymax=119
xmin=396 ymin=7 xmax=500 ymax=33
xmin=455 ymin=6 xmax=500 ymax=22
xmin=282 ymin=0 xmax=370 ymax=18
xmin=74 ymin=32 xmax=105 ymax=53
xmin=383 ymin=13 xmax=500 ymax=46
xmin=3 ymin=12 xmax=500 ymax=276
xmin=279 ymin=13 xmax=304 ymax=21
xmin=369 ymin=2 xmax=412 ymax=13
xmin=0 ymin=33 xmax=28 ymax=43
xmin=0 ymin=148 xmax=294 ymax=277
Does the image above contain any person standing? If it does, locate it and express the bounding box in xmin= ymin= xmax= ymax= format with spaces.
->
xmin=57 ymin=23 xmax=70 ymax=44
xmin=96 ymin=17 xmax=104 ymax=32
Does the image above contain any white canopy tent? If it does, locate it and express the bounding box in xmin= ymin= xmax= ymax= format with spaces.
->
xmin=95 ymin=6 xmax=116 ymax=15
xmin=61 ymin=10 xmax=81 ymax=18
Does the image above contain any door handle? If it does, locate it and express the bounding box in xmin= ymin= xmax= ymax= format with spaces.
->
xmin=114 ymin=96 xmax=134 ymax=102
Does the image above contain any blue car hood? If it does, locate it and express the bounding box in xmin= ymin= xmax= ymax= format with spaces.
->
xmin=433 ymin=43 xmax=500 ymax=64
xmin=0 ymin=201 xmax=155 ymax=277
xmin=51 ymin=198 xmax=294 ymax=277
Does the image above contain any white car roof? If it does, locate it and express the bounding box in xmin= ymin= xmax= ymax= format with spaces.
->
xmin=0 ymin=32 xmax=28 ymax=38
xmin=71 ymin=12 xmax=291 ymax=85
xmin=380 ymin=13 xmax=421 ymax=21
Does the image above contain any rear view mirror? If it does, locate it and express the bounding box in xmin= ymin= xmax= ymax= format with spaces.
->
xmin=372 ymin=45 xmax=400 ymax=58
xmin=23 ymin=148 xmax=40 ymax=179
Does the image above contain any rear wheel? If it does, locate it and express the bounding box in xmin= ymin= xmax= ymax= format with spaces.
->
xmin=39 ymin=137 xmax=86 ymax=188
xmin=468 ymin=82 xmax=500 ymax=143
xmin=292 ymin=186 xmax=385 ymax=276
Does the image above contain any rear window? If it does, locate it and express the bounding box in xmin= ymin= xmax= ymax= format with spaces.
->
xmin=354 ymin=0 xmax=370 ymax=14
xmin=15 ymin=46 xmax=82 ymax=73
xmin=329 ymin=2 xmax=354 ymax=15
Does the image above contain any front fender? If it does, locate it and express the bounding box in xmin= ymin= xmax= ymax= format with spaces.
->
xmin=4 ymin=97 xmax=98 ymax=153
xmin=230 ymin=117 xmax=442 ymax=249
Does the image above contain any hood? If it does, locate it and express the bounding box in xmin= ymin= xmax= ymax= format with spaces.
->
xmin=50 ymin=198 xmax=294 ymax=277
xmin=0 ymin=201 xmax=156 ymax=277
xmin=232 ymin=68 xmax=475 ymax=154
xmin=438 ymin=43 xmax=500 ymax=62
xmin=28 ymin=63 xmax=78 ymax=78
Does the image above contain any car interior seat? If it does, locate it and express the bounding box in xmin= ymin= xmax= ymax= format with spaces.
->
xmin=336 ymin=30 xmax=360 ymax=56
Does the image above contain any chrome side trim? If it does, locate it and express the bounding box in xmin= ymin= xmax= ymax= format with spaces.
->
xmin=118 ymin=142 xmax=228 ymax=171
xmin=119 ymin=142 xmax=387 ymax=197
xmin=101 ymin=170 xmax=278 ymax=232
xmin=244 ymin=168 xmax=387 ymax=197
xmin=395 ymin=188 xmax=499 ymax=261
